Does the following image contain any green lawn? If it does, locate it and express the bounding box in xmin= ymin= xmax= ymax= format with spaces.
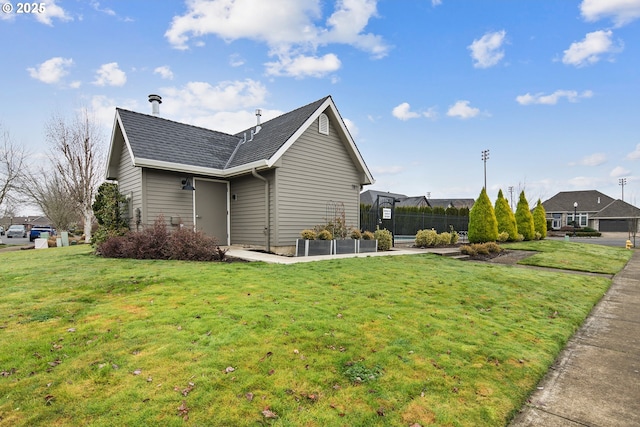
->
xmin=0 ymin=243 xmax=631 ymax=426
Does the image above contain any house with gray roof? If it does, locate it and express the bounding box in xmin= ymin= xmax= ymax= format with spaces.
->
xmin=105 ymin=95 xmax=374 ymax=254
xmin=542 ymin=190 xmax=640 ymax=232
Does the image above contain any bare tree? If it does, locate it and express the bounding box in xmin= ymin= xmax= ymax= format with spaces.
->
xmin=0 ymin=125 xmax=28 ymax=211
xmin=45 ymin=108 xmax=105 ymax=243
xmin=23 ymin=168 xmax=79 ymax=231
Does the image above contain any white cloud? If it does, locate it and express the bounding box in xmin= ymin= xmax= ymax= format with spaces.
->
xmin=93 ymin=62 xmax=127 ymax=86
xmin=610 ymin=166 xmax=631 ymax=177
xmin=392 ymin=102 xmax=420 ymax=121
xmin=446 ymin=100 xmax=480 ymax=119
xmin=580 ymin=0 xmax=640 ymax=27
xmin=265 ymin=53 xmax=341 ymax=78
xmin=156 ymin=79 xmax=274 ymax=132
xmin=343 ymin=118 xmax=359 ymax=139
xmin=154 ymin=65 xmax=174 ymax=80
xmin=432 ymin=0 xmax=442 ymax=6
xmin=568 ymin=176 xmax=606 ymax=188
xmin=90 ymin=1 xmax=116 ymax=16
xmin=35 ymin=0 xmax=73 ymax=25
xmin=468 ymin=30 xmax=506 ymax=68
xmin=27 ymin=57 xmax=73 ymax=84
xmin=229 ymin=54 xmax=245 ymax=67
xmin=627 ymin=143 xmax=640 ymax=160
xmin=562 ymin=30 xmax=622 ymax=67
xmin=516 ymin=89 xmax=593 ymax=105
xmin=391 ymin=103 xmax=437 ymax=121
xmin=570 ymin=153 xmax=607 ymax=167
xmin=165 ymin=0 xmax=389 ymax=78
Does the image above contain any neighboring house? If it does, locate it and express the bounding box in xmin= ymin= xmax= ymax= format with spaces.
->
xmin=360 ymin=190 xmax=473 ymax=210
xmin=0 ymin=216 xmax=52 ymax=231
xmin=105 ymin=95 xmax=374 ymax=255
xmin=542 ymin=190 xmax=640 ymax=232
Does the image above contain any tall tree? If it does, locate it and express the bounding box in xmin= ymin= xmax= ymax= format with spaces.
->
xmin=533 ymin=199 xmax=547 ymax=239
xmin=0 ymin=125 xmax=28 ymax=211
xmin=23 ymin=168 xmax=78 ymax=231
xmin=45 ymin=108 xmax=104 ymax=243
xmin=494 ymin=189 xmax=518 ymax=241
xmin=515 ymin=191 xmax=535 ymax=241
xmin=468 ymin=187 xmax=498 ymax=243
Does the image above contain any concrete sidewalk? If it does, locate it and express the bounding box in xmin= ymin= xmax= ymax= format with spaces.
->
xmin=509 ymin=250 xmax=640 ymax=427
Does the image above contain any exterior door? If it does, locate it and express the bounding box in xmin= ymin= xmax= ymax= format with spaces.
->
xmin=194 ymin=179 xmax=229 ymax=245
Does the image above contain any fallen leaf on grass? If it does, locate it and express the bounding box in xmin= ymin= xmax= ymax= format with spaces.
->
xmin=132 ymin=369 xmax=142 ymax=375
xmin=225 ymin=366 xmax=235 ymax=374
xmin=177 ymin=400 xmax=189 ymax=421
xmin=245 ymin=392 xmax=254 ymax=401
xmin=262 ymin=408 xmax=278 ymax=419
xmin=44 ymin=395 xmax=55 ymax=405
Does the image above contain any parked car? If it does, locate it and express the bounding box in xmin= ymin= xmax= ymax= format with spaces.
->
xmin=6 ymin=224 xmax=27 ymax=238
xmin=29 ymin=226 xmax=56 ymax=242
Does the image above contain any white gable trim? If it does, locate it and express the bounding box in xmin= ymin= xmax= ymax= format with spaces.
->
xmin=133 ymin=157 xmax=269 ymax=178
xmin=266 ymin=97 xmax=374 ymax=185
xmin=105 ymin=111 xmax=136 ymax=180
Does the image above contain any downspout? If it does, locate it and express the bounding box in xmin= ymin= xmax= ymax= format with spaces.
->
xmin=251 ymin=168 xmax=270 ymax=252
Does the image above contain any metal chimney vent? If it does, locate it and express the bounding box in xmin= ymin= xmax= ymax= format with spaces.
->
xmin=148 ymin=94 xmax=162 ymax=115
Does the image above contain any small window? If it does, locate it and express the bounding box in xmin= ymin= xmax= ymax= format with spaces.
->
xmin=319 ymin=113 xmax=329 ymax=135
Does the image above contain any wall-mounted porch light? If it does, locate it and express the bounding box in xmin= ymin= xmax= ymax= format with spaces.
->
xmin=181 ymin=177 xmax=195 ymax=191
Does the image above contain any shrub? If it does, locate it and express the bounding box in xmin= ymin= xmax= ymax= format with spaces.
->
xmin=350 ymin=229 xmax=362 ymax=240
xmin=374 ymin=228 xmax=393 ymax=251
xmin=515 ymin=191 xmax=535 ymax=241
xmin=300 ymin=229 xmax=317 ymax=240
xmin=96 ymin=217 xmax=226 ymax=261
xmin=437 ymin=232 xmax=452 ymax=246
xmin=91 ymin=182 xmax=130 ymax=246
xmin=494 ymin=189 xmax=518 ymax=241
xmin=460 ymin=245 xmax=477 ymax=256
xmin=533 ymin=199 xmax=547 ymax=239
xmin=316 ymin=229 xmax=333 ymax=240
xmin=415 ymin=229 xmax=437 ymax=247
xmin=484 ymin=241 xmax=502 ymax=253
xmin=534 ymin=231 xmax=542 ymax=240
xmin=450 ymin=228 xmax=459 ymax=245
xmin=497 ymin=231 xmax=509 ymax=242
xmin=362 ymin=231 xmax=375 ymax=240
xmin=516 ymin=233 xmax=524 ymax=242
xmin=468 ymin=188 xmax=498 ymax=243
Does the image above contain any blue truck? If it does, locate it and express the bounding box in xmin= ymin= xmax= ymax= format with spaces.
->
xmin=30 ymin=226 xmax=56 ymax=242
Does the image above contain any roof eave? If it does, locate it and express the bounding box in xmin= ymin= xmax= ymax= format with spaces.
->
xmin=133 ymin=157 xmax=269 ymax=178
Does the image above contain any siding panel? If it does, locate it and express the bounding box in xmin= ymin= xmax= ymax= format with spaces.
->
xmin=230 ymin=171 xmax=274 ymax=246
xmin=144 ymin=169 xmax=194 ymax=229
xmin=275 ymin=115 xmax=360 ymax=246
xmin=116 ymin=141 xmax=142 ymax=230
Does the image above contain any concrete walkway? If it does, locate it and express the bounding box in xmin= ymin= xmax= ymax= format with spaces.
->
xmin=509 ymin=249 xmax=640 ymax=427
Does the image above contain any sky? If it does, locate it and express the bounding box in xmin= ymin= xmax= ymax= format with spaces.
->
xmin=1 ymin=0 xmax=640 ymax=215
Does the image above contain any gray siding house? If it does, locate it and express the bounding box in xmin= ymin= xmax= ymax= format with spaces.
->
xmin=105 ymin=95 xmax=374 ymax=254
xmin=542 ymin=190 xmax=640 ymax=232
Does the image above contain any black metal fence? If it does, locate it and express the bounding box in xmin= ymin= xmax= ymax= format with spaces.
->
xmin=360 ymin=209 xmax=469 ymax=235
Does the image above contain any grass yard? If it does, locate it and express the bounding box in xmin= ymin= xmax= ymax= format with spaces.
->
xmin=504 ymin=239 xmax=631 ymax=274
xmin=0 ymin=243 xmax=631 ymax=426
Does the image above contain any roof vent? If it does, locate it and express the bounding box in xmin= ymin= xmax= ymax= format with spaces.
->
xmin=598 ymin=197 xmax=600 ymax=204
xmin=148 ymin=94 xmax=162 ymax=115
xmin=255 ymin=109 xmax=262 ymax=134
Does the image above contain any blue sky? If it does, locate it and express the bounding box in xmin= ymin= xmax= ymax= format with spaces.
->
xmin=2 ymin=0 xmax=639 ymax=215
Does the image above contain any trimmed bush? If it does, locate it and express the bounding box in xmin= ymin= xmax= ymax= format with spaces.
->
xmin=497 ymin=231 xmax=509 ymax=242
xmin=374 ymin=228 xmax=393 ymax=251
xmin=494 ymin=189 xmax=518 ymax=241
xmin=300 ymin=229 xmax=317 ymax=240
xmin=437 ymin=232 xmax=452 ymax=246
xmin=350 ymin=229 xmax=362 ymax=240
xmin=515 ymin=191 xmax=535 ymax=241
xmin=450 ymin=231 xmax=459 ymax=245
xmin=468 ymin=188 xmax=498 ymax=243
xmin=316 ymin=229 xmax=333 ymax=240
xmin=533 ymin=199 xmax=547 ymax=239
xmin=362 ymin=231 xmax=375 ymax=240
xmin=415 ymin=229 xmax=438 ymax=247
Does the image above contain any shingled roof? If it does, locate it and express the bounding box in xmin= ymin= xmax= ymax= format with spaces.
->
xmin=542 ymin=190 xmax=615 ymax=212
xmin=115 ymin=96 xmax=330 ymax=172
xmin=592 ymin=199 xmax=640 ymax=218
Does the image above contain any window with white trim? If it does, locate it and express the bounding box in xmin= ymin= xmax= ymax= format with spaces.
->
xmin=319 ymin=113 xmax=329 ymax=135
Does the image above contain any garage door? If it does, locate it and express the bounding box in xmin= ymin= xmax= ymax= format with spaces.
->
xmin=599 ymin=219 xmax=629 ymax=232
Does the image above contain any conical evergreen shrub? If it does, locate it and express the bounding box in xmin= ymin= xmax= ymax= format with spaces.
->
xmin=494 ymin=189 xmax=518 ymax=241
xmin=533 ymin=199 xmax=548 ymax=239
xmin=515 ymin=191 xmax=535 ymax=241
xmin=468 ymin=188 xmax=498 ymax=243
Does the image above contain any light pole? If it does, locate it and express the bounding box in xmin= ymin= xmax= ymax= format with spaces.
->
xmin=481 ymin=149 xmax=490 ymax=190
xmin=508 ymin=186 xmax=514 ymax=210
xmin=573 ymin=202 xmax=578 ymax=236
xmin=619 ymin=178 xmax=627 ymax=201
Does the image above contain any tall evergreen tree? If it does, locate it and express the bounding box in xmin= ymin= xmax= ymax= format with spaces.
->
xmin=515 ymin=191 xmax=535 ymax=241
xmin=533 ymin=199 xmax=548 ymax=239
xmin=494 ymin=189 xmax=518 ymax=240
xmin=468 ymin=187 xmax=498 ymax=243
